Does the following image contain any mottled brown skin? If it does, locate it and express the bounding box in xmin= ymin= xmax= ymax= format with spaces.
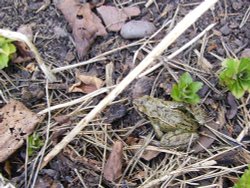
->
xmin=133 ymin=96 xmax=206 ymax=148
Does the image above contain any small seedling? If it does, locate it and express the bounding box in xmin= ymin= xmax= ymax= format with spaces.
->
xmin=27 ymin=133 xmax=44 ymax=156
xmin=0 ymin=36 xmax=16 ymax=69
xmin=170 ymin=72 xmax=203 ymax=104
xmin=234 ymin=165 xmax=250 ymax=188
xmin=219 ymin=58 xmax=250 ymax=99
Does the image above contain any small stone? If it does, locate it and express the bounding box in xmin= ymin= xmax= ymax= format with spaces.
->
xmin=241 ymin=48 xmax=250 ymax=58
xmin=120 ymin=20 xmax=156 ymax=39
xmin=232 ymin=1 xmax=243 ymax=10
xmin=219 ymin=24 xmax=231 ymax=35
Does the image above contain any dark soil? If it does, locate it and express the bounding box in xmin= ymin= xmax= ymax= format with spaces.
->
xmin=0 ymin=0 xmax=250 ymax=187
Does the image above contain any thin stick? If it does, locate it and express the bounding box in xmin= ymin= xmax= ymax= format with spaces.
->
xmin=0 ymin=29 xmax=56 ymax=82
xmin=41 ymin=0 xmax=219 ymax=169
xmin=37 ymin=87 xmax=113 ymax=115
xmin=51 ymin=39 xmax=146 ymax=73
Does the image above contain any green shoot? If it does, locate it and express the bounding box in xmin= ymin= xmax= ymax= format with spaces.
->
xmin=170 ymin=72 xmax=203 ymax=104
xmin=219 ymin=58 xmax=250 ymax=99
xmin=0 ymin=36 xmax=16 ymax=69
xmin=27 ymin=133 xmax=44 ymax=156
xmin=234 ymin=165 xmax=250 ymax=188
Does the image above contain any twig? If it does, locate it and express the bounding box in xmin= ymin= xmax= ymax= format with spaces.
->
xmin=37 ymin=87 xmax=113 ymax=115
xmin=0 ymin=29 xmax=56 ymax=82
xmin=51 ymin=39 xmax=146 ymax=73
xmin=40 ymin=0 xmax=219 ymax=169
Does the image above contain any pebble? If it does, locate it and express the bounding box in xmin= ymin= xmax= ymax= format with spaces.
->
xmin=120 ymin=20 xmax=156 ymax=39
xmin=219 ymin=24 xmax=231 ymax=35
xmin=232 ymin=0 xmax=243 ymax=10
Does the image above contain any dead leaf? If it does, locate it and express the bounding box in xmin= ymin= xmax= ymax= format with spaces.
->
xmin=103 ymin=141 xmax=123 ymax=182
xmin=136 ymin=139 xmax=160 ymax=161
xmin=56 ymin=0 xmax=107 ymax=59
xmin=132 ymin=76 xmax=154 ymax=99
xmin=97 ymin=5 xmax=141 ymax=31
xmin=104 ymin=104 xmax=127 ymax=124
xmin=226 ymin=93 xmax=238 ymax=120
xmin=13 ymin=41 xmax=35 ymax=64
xmin=141 ymin=149 xmax=160 ymax=161
xmin=193 ymin=120 xmax=221 ymax=153
xmin=0 ymin=99 xmax=42 ymax=162
xmin=35 ymin=176 xmax=63 ymax=188
xmin=69 ymin=73 xmax=104 ymax=94
xmin=25 ymin=62 xmax=38 ymax=73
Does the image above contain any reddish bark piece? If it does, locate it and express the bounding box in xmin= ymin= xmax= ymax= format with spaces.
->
xmin=69 ymin=73 xmax=104 ymax=94
xmin=56 ymin=0 xmax=107 ymax=59
xmin=0 ymin=99 xmax=42 ymax=162
xmin=103 ymin=141 xmax=123 ymax=181
xmin=97 ymin=5 xmax=140 ymax=31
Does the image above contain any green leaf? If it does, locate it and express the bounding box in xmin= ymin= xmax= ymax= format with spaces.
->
xmin=231 ymin=81 xmax=245 ymax=99
xmin=188 ymin=82 xmax=203 ymax=93
xmin=179 ymin=72 xmax=193 ymax=88
xmin=234 ymin=165 xmax=250 ymax=188
xmin=219 ymin=58 xmax=250 ymax=99
xmin=0 ymin=35 xmax=16 ymax=69
xmin=170 ymin=72 xmax=203 ymax=104
xmin=0 ymin=54 xmax=9 ymax=69
xmin=238 ymin=58 xmax=250 ymax=72
xmin=2 ymin=43 xmax=10 ymax=55
xmin=8 ymin=43 xmax=16 ymax=54
xmin=170 ymin=84 xmax=182 ymax=102
xmin=27 ymin=133 xmax=44 ymax=156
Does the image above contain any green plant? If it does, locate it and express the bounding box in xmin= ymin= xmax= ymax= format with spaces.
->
xmin=219 ymin=58 xmax=250 ymax=99
xmin=234 ymin=165 xmax=250 ymax=188
xmin=170 ymin=72 xmax=203 ymax=104
xmin=27 ymin=133 xmax=44 ymax=156
xmin=0 ymin=35 xmax=16 ymax=69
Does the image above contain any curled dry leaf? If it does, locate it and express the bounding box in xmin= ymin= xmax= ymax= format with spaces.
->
xmin=0 ymin=99 xmax=42 ymax=162
xmin=97 ymin=5 xmax=141 ymax=31
xmin=56 ymin=0 xmax=107 ymax=59
xmin=69 ymin=73 xmax=104 ymax=94
xmin=12 ymin=24 xmax=35 ymax=64
xmin=103 ymin=141 xmax=123 ymax=182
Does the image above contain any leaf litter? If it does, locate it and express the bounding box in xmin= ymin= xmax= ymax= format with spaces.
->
xmin=0 ymin=0 xmax=250 ymax=187
xmin=68 ymin=71 xmax=104 ymax=94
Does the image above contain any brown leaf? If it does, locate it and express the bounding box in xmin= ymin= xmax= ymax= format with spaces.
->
xmin=0 ymin=99 xmax=42 ymax=162
xmin=141 ymin=149 xmax=160 ymax=161
xmin=69 ymin=73 xmax=104 ymax=94
xmin=193 ymin=119 xmax=221 ymax=153
xmin=97 ymin=5 xmax=140 ymax=31
xmin=103 ymin=141 xmax=123 ymax=182
xmin=132 ymin=76 xmax=154 ymax=99
xmin=13 ymin=41 xmax=35 ymax=64
xmin=226 ymin=93 xmax=238 ymax=120
xmin=56 ymin=0 xmax=107 ymax=59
